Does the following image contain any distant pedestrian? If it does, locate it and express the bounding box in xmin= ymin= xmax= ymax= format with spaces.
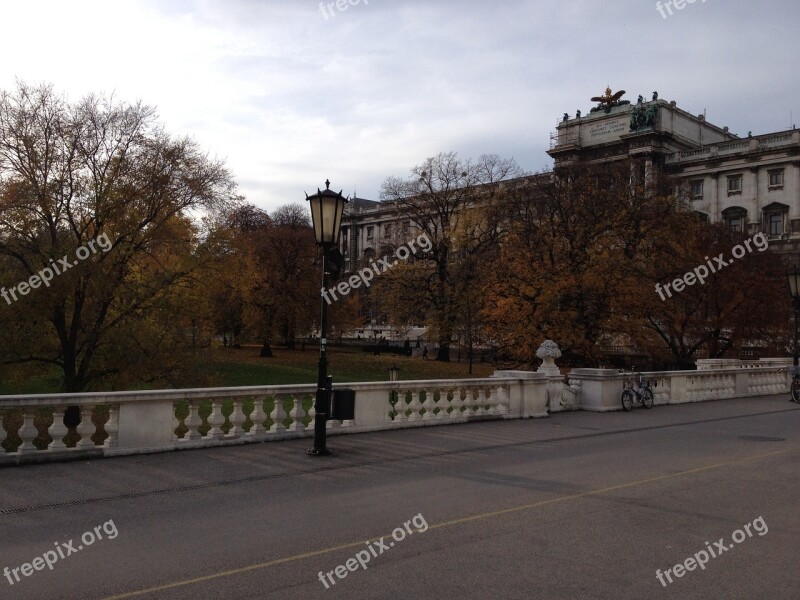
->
xmin=223 ymin=334 xmax=228 ymax=347
xmin=422 ymin=347 xmax=428 ymax=360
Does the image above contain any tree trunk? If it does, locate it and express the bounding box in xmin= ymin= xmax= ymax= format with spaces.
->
xmin=260 ymin=339 xmax=274 ymax=357
xmin=436 ymin=344 xmax=450 ymax=362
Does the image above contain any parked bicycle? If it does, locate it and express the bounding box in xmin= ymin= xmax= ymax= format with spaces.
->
xmin=620 ymin=368 xmax=654 ymax=411
xmin=779 ymin=367 xmax=800 ymax=403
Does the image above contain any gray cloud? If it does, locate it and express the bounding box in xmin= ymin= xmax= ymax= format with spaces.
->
xmin=1 ymin=0 xmax=797 ymax=210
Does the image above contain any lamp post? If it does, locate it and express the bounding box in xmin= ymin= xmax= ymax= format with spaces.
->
xmin=305 ymin=179 xmax=348 ymax=456
xmin=786 ymin=267 xmax=800 ymax=367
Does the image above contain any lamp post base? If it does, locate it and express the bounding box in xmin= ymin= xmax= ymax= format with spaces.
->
xmin=307 ymin=447 xmax=333 ymax=457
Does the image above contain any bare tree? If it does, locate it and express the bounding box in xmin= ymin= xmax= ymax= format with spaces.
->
xmin=380 ymin=152 xmax=523 ymax=361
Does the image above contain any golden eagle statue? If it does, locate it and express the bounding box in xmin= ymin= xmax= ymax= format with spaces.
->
xmin=591 ymin=86 xmax=626 ymax=107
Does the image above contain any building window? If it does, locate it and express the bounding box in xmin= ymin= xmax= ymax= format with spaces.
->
xmin=384 ymin=223 xmax=392 ymax=238
xmin=722 ymin=206 xmax=747 ymax=232
xmin=769 ymin=169 xmax=784 ymax=188
xmin=727 ymin=175 xmax=742 ymax=194
xmin=762 ymin=202 xmax=789 ymax=237
xmin=769 ymin=213 xmax=783 ymax=235
xmin=366 ymin=226 xmax=374 ymax=240
xmin=690 ymin=180 xmax=704 ymax=199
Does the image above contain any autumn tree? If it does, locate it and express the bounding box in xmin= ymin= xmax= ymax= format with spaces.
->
xmin=0 ymin=82 xmax=239 ymax=391
xmin=630 ymin=224 xmax=790 ymax=368
xmin=203 ymin=204 xmax=272 ymax=347
xmin=483 ymin=161 xmax=694 ymax=367
xmin=484 ymin=160 xmax=790 ymax=368
xmin=380 ymin=152 xmax=523 ymax=361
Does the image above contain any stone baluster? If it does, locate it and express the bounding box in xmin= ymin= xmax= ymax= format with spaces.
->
xmin=422 ymin=389 xmax=435 ymax=420
xmin=185 ymin=400 xmax=203 ymax=440
xmin=18 ymin=409 xmax=38 ymax=456
xmin=270 ymin=396 xmax=287 ymax=433
xmin=48 ymin=407 xmax=68 ymax=450
xmin=485 ymin=386 xmax=498 ymax=415
xmin=497 ymin=385 xmax=511 ymax=415
xmin=207 ymin=399 xmax=225 ymax=439
xmin=449 ymin=388 xmax=463 ymax=420
xmin=229 ymin=399 xmax=246 ymax=438
xmin=407 ymin=390 xmax=423 ymax=421
xmin=462 ymin=387 xmax=475 ymax=418
xmin=474 ymin=388 xmax=487 ymax=417
xmin=171 ymin=404 xmax=180 ymax=442
xmin=307 ymin=402 xmax=316 ymax=430
xmin=75 ymin=406 xmax=96 ymax=449
xmin=394 ymin=390 xmax=408 ymax=423
xmin=250 ymin=395 xmax=268 ymax=437
xmin=105 ymin=405 xmax=119 ymax=448
xmin=436 ymin=389 xmax=449 ymax=420
xmin=288 ymin=395 xmax=305 ymax=433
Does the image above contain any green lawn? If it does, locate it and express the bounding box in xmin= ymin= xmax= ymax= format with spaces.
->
xmin=0 ymin=345 xmax=494 ymax=395
xmin=0 ymin=346 xmax=493 ymax=452
xmin=203 ymin=345 xmax=494 ymax=386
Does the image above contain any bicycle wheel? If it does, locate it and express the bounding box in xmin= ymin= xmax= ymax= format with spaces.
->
xmin=642 ymin=388 xmax=654 ymax=408
xmin=621 ymin=390 xmax=633 ymax=411
xmin=792 ymin=377 xmax=800 ymax=403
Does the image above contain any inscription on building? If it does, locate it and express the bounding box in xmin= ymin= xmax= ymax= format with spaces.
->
xmin=584 ymin=116 xmax=628 ymax=146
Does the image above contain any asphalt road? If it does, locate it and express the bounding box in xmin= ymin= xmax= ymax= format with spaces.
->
xmin=1 ymin=396 xmax=798 ymax=600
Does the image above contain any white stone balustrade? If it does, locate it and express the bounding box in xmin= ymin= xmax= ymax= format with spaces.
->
xmin=0 ymin=377 xmax=547 ymax=465
xmin=573 ymin=362 xmax=788 ymax=412
xmin=0 ymin=360 xmax=789 ymax=465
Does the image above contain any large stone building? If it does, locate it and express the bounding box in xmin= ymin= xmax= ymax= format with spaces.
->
xmin=343 ymin=89 xmax=800 ymax=266
xmin=548 ymin=89 xmax=800 ymax=253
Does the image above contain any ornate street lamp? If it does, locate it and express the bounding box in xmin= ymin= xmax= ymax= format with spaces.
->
xmin=786 ymin=267 xmax=800 ymax=367
xmin=305 ymin=179 xmax=348 ymax=456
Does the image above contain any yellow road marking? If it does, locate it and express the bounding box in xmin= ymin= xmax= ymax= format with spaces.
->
xmin=100 ymin=448 xmax=789 ymax=599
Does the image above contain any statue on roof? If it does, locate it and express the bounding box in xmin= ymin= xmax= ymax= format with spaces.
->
xmin=589 ymin=86 xmax=629 ymax=113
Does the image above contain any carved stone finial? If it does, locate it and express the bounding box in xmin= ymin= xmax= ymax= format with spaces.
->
xmin=537 ymin=340 xmax=561 ymax=360
xmin=536 ymin=340 xmax=562 ymax=376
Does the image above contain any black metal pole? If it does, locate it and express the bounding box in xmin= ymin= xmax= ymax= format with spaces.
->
xmin=794 ymin=297 xmax=799 ymax=367
xmin=308 ymin=244 xmax=332 ymax=456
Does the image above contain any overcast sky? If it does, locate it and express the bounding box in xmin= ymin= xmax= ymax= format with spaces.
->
xmin=1 ymin=0 xmax=798 ymax=212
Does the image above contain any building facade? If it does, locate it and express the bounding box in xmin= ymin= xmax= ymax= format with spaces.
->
xmin=343 ymin=89 xmax=800 ymax=263
xmin=548 ymin=90 xmax=800 ymax=254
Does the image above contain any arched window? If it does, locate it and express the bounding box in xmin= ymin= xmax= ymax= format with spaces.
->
xmin=721 ymin=206 xmax=747 ymax=233
xmin=762 ymin=202 xmax=789 ymax=236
